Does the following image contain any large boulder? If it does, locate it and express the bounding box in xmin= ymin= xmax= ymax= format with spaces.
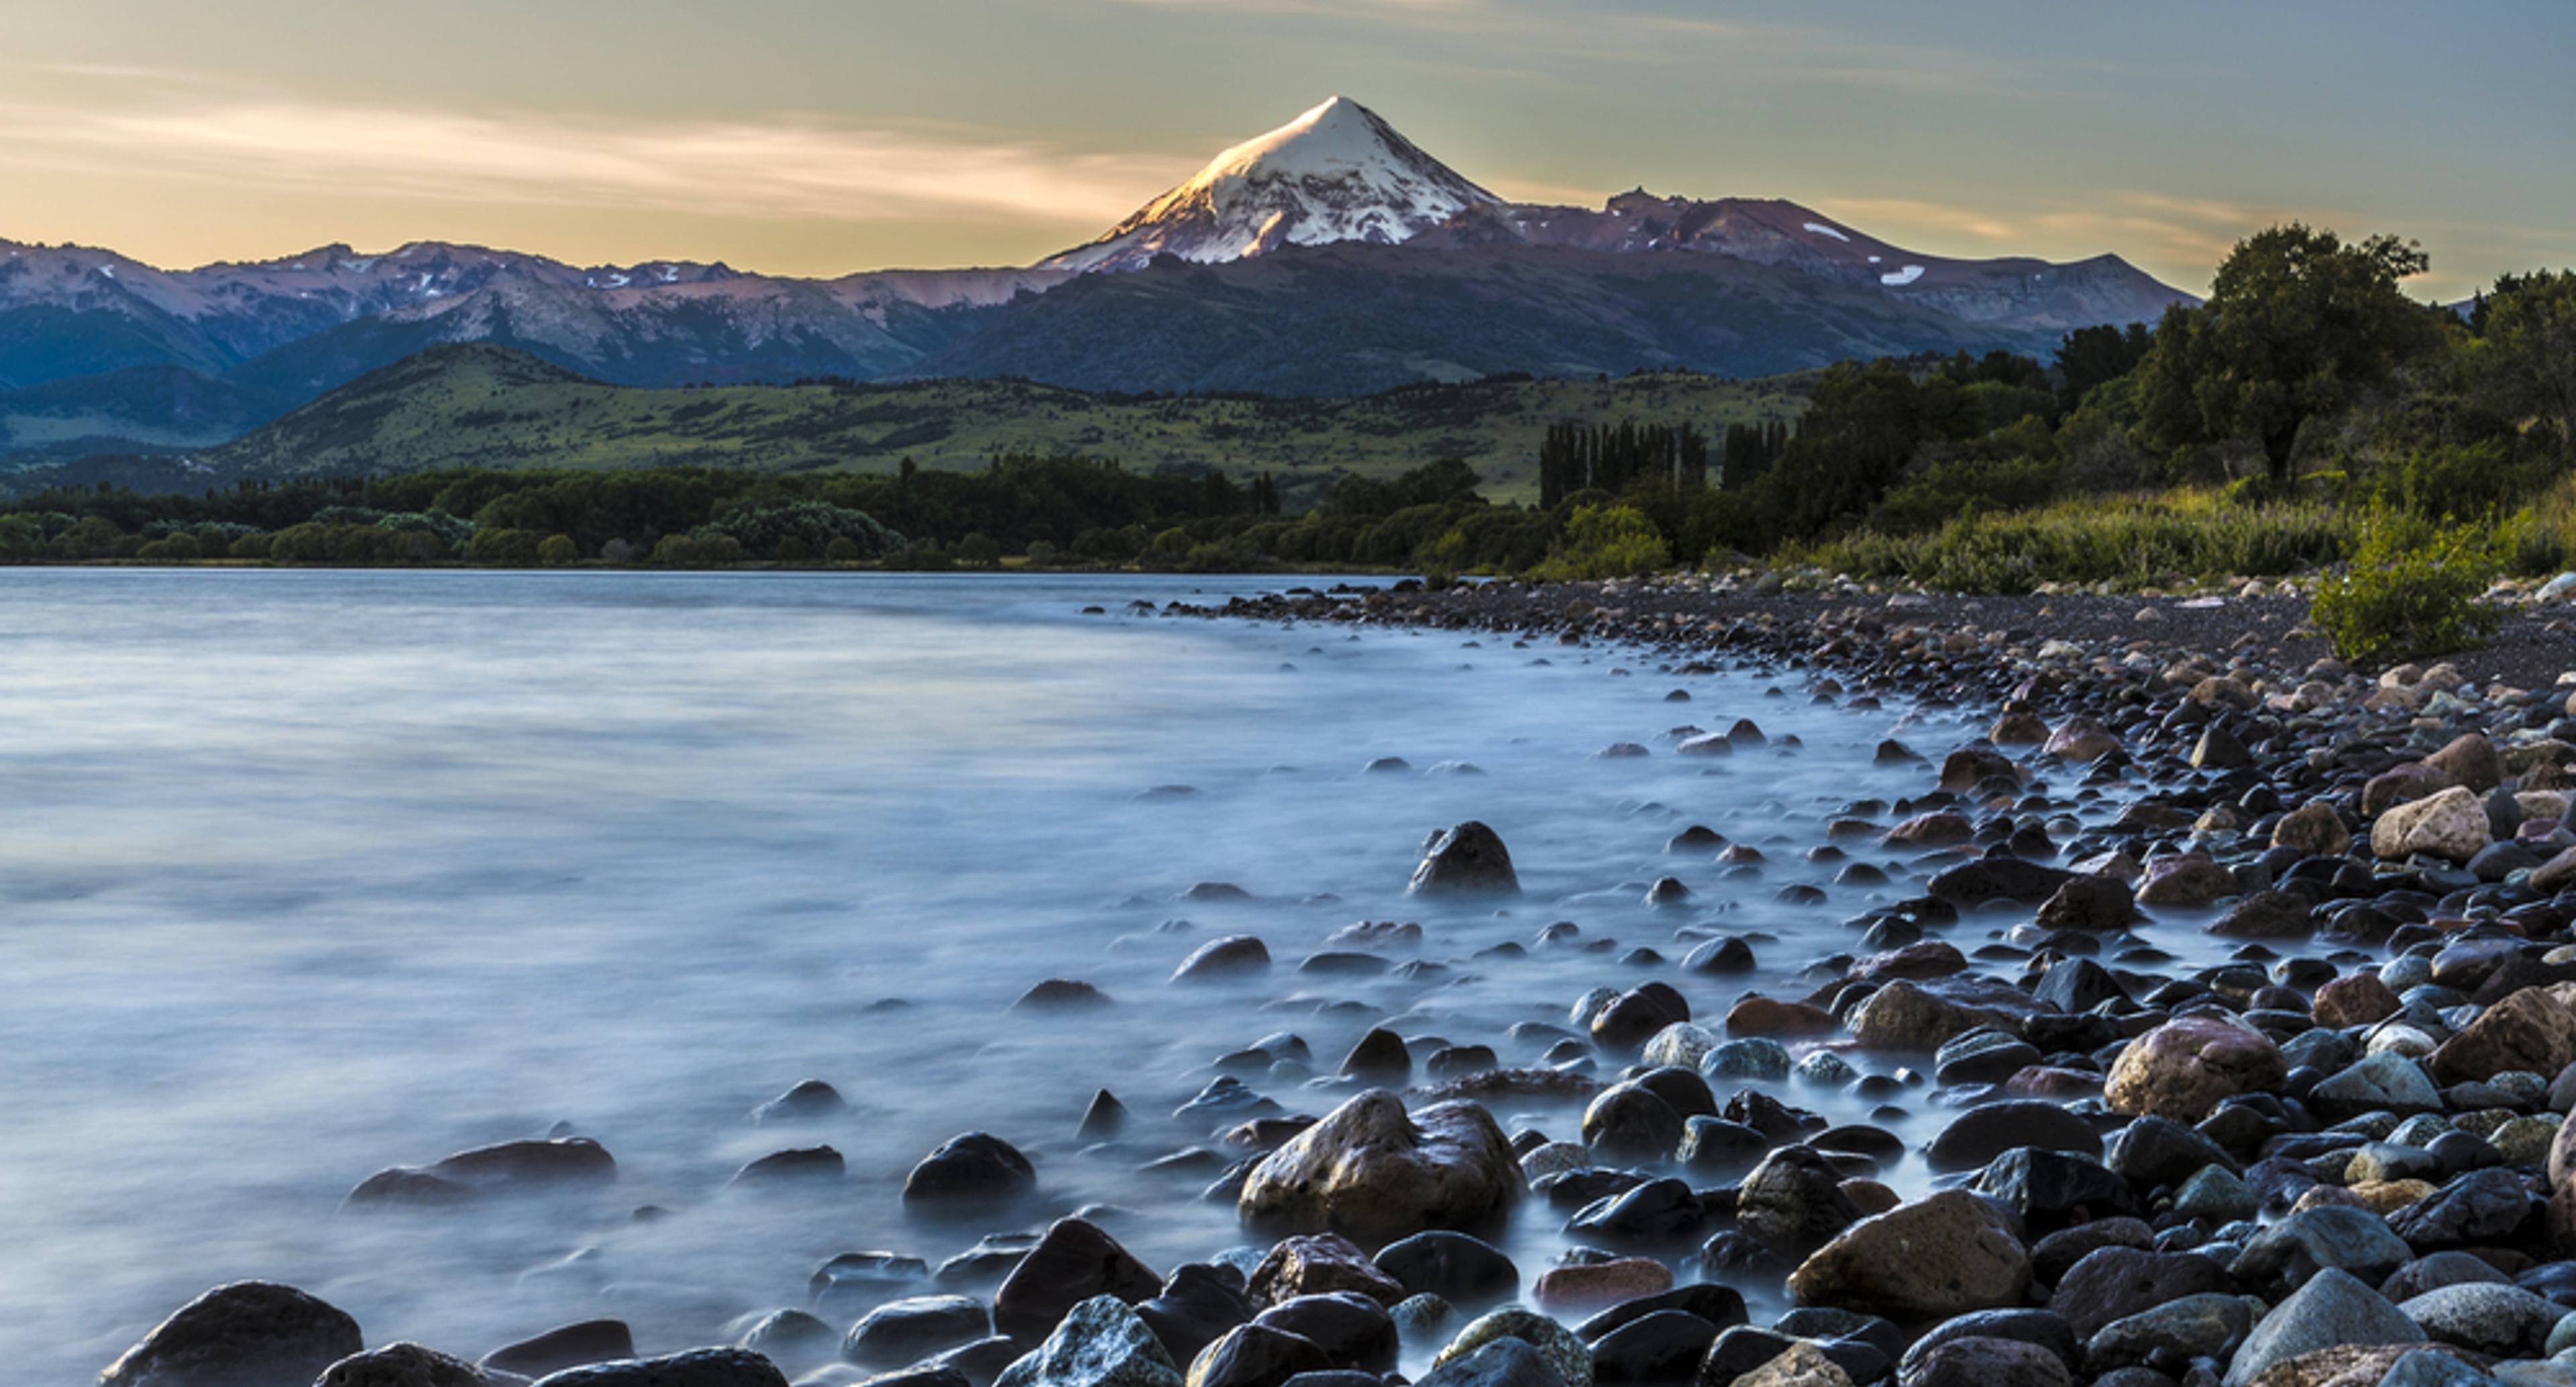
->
xmin=2426 ymin=987 xmax=2576 ymax=1085
xmin=2052 ymin=1247 xmax=2235 ymax=1340
xmin=846 ymin=1296 xmax=993 ymax=1367
xmin=1898 ymin=1337 xmax=2073 ymax=1387
xmin=1787 ymin=1190 xmax=2031 ymax=1319
xmin=1432 ymin=1310 xmax=1593 ymax=1387
xmin=99 ymin=1281 xmax=364 ymax=1387
xmin=1416 ymin=1339 xmax=1568 ymax=1387
xmin=1409 ymin=824 xmax=1519 ymax=895
xmin=2105 ymin=1018 xmax=2286 ymax=1122
xmin=1183 ymin=1323 xmax=1332 ymax=1387
xmin=482 ymin=1323 xmax=636 ymax=1379
xmin=346 ymin=1136 xmax=616 ymax=1207
xmin=2272 ymin=802 xmax=2353 ymax=858
xmin=1373 ymin=1231 xmax=1518 ymax=1306
xmin=526 ymin=1351 xmax=789 ymax=1387
xmin=998 ymin=1219 xmax=1164 ymax=1343
xmin=1848 ymin=977 xmax=2041 ymax=1051
xmin=317 ymin=1344 xmax=498 ymax=1387
xmin=1245 ymin=1235 xmax=1407 ymax=1309
xmin=1735 ymin=1343 xmax=1855 ymax=1387
xmin=996 ymin=1296 xmax=1185 ymax=1387
xmin=2425 ymin=734 xmax=2503 ymax=793
xmin=2370 ymin=787 xmax=2491 ymax=864
xmin=1238 ymin=1091 xmax=1520 ymax=1241
xmin=906 ymin=1133 xmax=1038 ymax=1210
xmin=2224 ymin=1269 xmax=2420 ymax=1387
xmin=1735 ymin=1146 xmax=1862 ymax=1254
xmin=2231 ymin=1207 xmax=2414 ymax=1297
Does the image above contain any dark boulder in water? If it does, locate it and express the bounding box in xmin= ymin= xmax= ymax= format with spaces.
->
xmin=904 ymin=1132 xmax=1037 ymax=1211
xmin=315 ymin=1342 xmax=494 ymax=1387
xmin=750 ymin=1078 xmax=845 ymax=1125
xmin=100 ymin=1281 xmax=364 ymax=1387
xmin=480 ymin=1320 xmax=636 ymax=1378
xmin=1173 ymin=936 xmax=1273 ymax=984
xmin=345 ymin=1135 xmax=616 ymax=1208
xmin=1255 ymin=1292 xmax=1399 ymax=1372
xmin=520 ymin=1349 xmax=790 ymax=1386
xmin=1017 ymin=979 xmax=1116 ymax=1011
xmin=1373 ymin=1231 xmax=1519 ymax=1306
xmin=996 ymin=1217 xmax=1163 ymax=1343
xmin=729 ymin=1145 xmax=844 ymax=1188
xmin=847 ymin=1295 xmax=996 ymax=1367
xmin=1408 ymin=822 xmax=1520 ymax=895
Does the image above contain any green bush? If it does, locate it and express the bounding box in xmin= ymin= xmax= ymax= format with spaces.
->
xmin=1531 ymin=504 xmax=1671 ymax=581
xmin=2311 ymin=507 xmax=2503 ymax=665
xmin=136 ymin=533 xmax=202 ymax=562
xmin=2365 ymin=439 xmax=2554 ymax=521
xmin=537 ymin=534 xmax=580 ymax=565
xmin=1790 ymin=490 xmax=2350 ymax=594
xmin=466 ymin=528 xmax=546 ymax=566
xmin=700 ymin=499 xmax=902 ymax=561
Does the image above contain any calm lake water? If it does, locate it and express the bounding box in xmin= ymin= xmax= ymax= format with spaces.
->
xmin=0 ymin=569 xmax=2004 ymax=1383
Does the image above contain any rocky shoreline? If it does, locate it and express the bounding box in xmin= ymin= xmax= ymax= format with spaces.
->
xmin=99 ymin=573 xmax=2576 ymax=1387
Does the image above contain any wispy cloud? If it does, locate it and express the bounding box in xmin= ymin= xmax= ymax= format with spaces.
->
xmin=0 ymin=93 xmax=1190 ymax=228
xmin=1813 ymin=197 xmax=2019 ymax=242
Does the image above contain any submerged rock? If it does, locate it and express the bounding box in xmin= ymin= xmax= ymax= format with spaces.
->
xmin=1409 ymin=823 xmax=1521 ymax=895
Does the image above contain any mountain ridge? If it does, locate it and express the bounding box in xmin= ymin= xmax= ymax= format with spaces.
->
xmin=1 ymin=97 xmax=2194 ymax=460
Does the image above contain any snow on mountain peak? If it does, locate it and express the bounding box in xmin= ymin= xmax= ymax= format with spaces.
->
xmin=1039 ymin=97 xmax=1499 ymax=274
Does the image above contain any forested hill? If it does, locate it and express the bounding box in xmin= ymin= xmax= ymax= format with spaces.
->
xmin=125 ymin=344 xmax=1809 ymax=500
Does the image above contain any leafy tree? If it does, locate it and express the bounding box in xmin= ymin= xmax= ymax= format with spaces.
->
xmin=2140 ymin=224 xmax=2438 ymax=486
xmin=1532 ymin=503 xmax=1670 ymax=579
xmin=2052 ymin=323 xmax=2154 ymax=410
xmin=2471 ymin=269 xmax=2576 ymax=456
xmin=537 ymin=534 xmax=581 ymax=565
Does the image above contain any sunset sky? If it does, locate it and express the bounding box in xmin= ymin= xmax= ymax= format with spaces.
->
xmin=5 ymin=0 xmax=2569 ymax=298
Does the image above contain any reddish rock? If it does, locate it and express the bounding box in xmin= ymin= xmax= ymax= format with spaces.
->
xmin=2104 ymin=1017 xmax=2286 ymax=1121
xmin=1530 ymin=1258 xmax=1674 ymax=1313
xmin=2312 ymin=973 xmax=2402 ymax=1028
xmin=2428 ymin=987 xmax=2576 ymax=1085
xmin=2135 ymin=854 xmax=2235 ymax=908
xmin=1726 ymin=997 xmax=1839 ymax=1036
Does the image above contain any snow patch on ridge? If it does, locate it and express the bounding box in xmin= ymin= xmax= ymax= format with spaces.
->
xmin=1880 ymin=264 xmax=1925 ymax=286
xmin=1803 ymin=222 xmax=1850 ymax=243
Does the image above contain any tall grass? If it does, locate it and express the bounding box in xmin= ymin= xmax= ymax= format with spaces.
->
xmin=1782 ymin=490 xmax=2355 ymax=594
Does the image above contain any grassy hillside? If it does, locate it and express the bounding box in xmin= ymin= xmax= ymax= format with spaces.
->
xmin=203 ymin=343 xmax=1811 ymax=499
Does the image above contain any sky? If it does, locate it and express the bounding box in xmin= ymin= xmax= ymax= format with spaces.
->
xmin=2 ymin=0 xmax=2569 ymax=299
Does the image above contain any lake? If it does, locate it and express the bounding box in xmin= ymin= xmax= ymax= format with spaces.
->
xmin=0 ymin=569 xmax=1996 ymax=1382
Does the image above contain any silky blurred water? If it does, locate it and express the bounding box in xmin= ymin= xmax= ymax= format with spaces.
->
xmin=0 ymin=569 xmax=2002 ymax=1383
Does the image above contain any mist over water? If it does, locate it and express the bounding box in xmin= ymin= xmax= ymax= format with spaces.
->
xmin=3 ymin=569 xmax=2061 ymax=1382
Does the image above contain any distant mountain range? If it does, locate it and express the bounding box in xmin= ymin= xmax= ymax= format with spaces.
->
xmin=1 ymin=96 xmax=2193 ymax=469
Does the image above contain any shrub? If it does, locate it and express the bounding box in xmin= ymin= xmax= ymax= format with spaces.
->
xmin=229 ymin=533 xmax=274 ymax=560
xmin=136 ymin=533 xmax=202 ymax=562
xmin=2310 ymin=507 xmax=2503 ymax=665
xmin=537 ymin=534 xmax=580 ymax=565
xmin=1531 ymin=504 xmax=1671 ymax=581
xmin=700 ymin=499 xmax=902 ymax=561
xmin=824 ymin=537 xmax=862 ymax=564
xmin=1792 ymin=489 xmax=2350 ymax=594
xmin=2365 ymin=439 xmax=2553 ymax=522
xmin=466 ymin=528 xmax=545 ymax=566
xmin=774 ymin=536 xmax=810 ymax=564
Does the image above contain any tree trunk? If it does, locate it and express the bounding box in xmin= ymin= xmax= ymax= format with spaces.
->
xmin=2262 ymin=421 xmax=2299 ymax=485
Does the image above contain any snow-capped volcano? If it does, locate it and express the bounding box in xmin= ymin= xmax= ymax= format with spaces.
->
xmin=1039 ymin=97 xmax=1499 ymax=274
